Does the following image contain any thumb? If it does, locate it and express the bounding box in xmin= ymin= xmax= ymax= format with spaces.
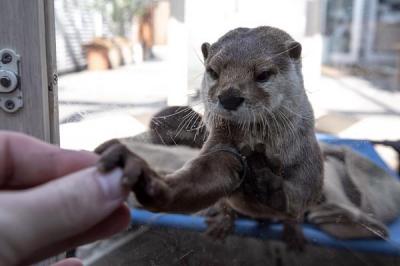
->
xmin=0 ymin=167 xmax=129 ymax=264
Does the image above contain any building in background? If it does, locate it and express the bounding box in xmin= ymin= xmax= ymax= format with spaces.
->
xmin=54 ymin=0 xmax=399 ymax=90
xmin=54 ymin=0 xmax=169 ymax=73
xmin=322 ymin=0 xmax=400 ymax=90
xmin=55 ymin=0 xmax=99 ymax=73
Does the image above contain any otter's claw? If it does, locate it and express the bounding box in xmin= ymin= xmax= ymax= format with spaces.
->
xmin=204 ymin=201 xmax=237 ymax=241
xmin=95 ymin=139 xmax=171 ymax=211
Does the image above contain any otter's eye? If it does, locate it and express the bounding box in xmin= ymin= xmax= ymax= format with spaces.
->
xmin=255 ymin=69 xmax=276 ymax=83
xmin=206 ymin=68 xmax=219 ymax=80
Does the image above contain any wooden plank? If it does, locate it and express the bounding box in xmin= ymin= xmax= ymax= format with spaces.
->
xmin=0 ymin=0 xmax=53 ymax=142
xmin=44 ymin=0 xmax=60 ymax=145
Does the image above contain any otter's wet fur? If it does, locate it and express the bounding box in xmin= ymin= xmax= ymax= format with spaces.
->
xmin=96 ymin=26 xmax=324 ymax=248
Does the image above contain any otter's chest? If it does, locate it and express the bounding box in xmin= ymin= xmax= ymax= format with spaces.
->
xmin=225 ymin=141 xmax=288 ymax=219
xmin=238 ymin=141 xmax=284 ymax=168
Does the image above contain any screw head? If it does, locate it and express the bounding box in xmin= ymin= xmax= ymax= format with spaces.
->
xmin=53 ymin=73 xmax=58 ymax=84
xmin=5 ymin=99 xmax=15 ymax=110
xmin=0 ymin=76 xmax=11 ymax=88
xmin=1 ymin=53 xmax=12 ymax=64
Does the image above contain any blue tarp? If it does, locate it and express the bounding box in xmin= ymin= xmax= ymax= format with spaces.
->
xmin=130 ymin=134 xmax=400 ymax=256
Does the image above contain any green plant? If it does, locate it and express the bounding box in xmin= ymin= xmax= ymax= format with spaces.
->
xmin=94 ymin=0 xmax=156 ymax=36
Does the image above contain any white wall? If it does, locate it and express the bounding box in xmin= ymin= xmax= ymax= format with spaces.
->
xmin=183 ymin=0 xmax=322 ymax=94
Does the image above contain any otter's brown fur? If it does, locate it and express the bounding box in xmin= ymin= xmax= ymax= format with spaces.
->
xmin=96 ymin=27 xmax=323 ymax=241
xmin=197 ymin=27 xmax=323 ymax=220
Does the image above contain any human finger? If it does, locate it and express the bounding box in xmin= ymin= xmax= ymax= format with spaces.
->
xmin=0 ymin=167 xmax=129 ymax=265
xmin=24 ymin=205 xmax=130 ymax=265
xmin=0 ymin=131 xmax=98 ymax=188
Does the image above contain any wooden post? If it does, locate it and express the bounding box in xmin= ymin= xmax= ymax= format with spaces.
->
xmin=44 ymin=0 xmax=60 ymax=145
xmin=0 ymin=0 xmax=59 ymax=144
xmin=395 ymin=43 xmax=400 ymax=90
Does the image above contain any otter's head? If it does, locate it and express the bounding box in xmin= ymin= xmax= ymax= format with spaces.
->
xmin=201 ymin=26 xmax=305 ymax=125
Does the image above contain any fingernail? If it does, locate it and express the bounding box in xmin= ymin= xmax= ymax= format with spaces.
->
xmin=97 ymin=168 xmax=125 ymax=200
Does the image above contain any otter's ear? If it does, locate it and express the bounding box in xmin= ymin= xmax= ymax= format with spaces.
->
xmin=286 ymin=41 xmax=302 ymax=60
xmin=201 ymin=42 xmax=211 ymax=60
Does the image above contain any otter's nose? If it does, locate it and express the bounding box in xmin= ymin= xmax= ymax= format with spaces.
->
xmin=218 ymin=88 xmax=244 ymax=111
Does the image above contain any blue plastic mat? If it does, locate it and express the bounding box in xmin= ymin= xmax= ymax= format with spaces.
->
xmin=130 ymin=134 xmax=400 ymax=256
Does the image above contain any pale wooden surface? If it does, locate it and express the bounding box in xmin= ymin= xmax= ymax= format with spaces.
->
xmin=0 ymin=0 xmax=58 ymax=143
xmin=44 ymin=0 xmax=60 ymax=145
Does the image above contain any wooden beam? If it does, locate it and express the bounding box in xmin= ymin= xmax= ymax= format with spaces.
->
xmin=44 ymin=0 xmax=60 ymax=145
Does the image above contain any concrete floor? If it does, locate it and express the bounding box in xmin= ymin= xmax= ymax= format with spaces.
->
xmin=58 ymin=61 xmax=169 ymax=151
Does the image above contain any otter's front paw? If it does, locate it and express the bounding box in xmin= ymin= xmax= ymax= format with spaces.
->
xmin=95 ymin=139 xmax=171 ymax=210
xmin=251 ymin=167 xmax=287 ymax=212
xmin=204 ymin=202 xmax=237 ymax=241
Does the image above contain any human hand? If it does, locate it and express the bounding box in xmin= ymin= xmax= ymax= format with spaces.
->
xmin=0 ymin=132 xmax=130 ymax=266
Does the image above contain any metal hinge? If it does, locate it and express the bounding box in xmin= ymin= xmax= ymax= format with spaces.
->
xmin=0 ymin=49 xmax=23 ymax=113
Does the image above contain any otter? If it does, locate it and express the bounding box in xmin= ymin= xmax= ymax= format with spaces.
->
xmin=95 ymin=26 xmax=323 ymax=249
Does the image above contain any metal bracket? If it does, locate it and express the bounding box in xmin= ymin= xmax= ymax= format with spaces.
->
xmin=0 ymin=49 xmax=23 ymax=113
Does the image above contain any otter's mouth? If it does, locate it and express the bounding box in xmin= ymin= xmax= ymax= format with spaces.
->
xmin=205 ymin=100 xmax=251 ymax=122
xmin=215 ymin=103 xmax=238 ymax=115
xmin=212 ymin=104 xmax=247 ymax=121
